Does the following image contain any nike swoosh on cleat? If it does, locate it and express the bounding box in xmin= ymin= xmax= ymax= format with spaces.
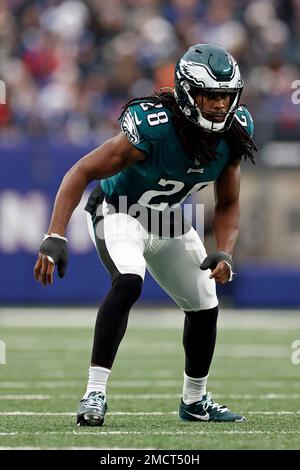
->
xmin=234 ymin=416 xmax=246 ymax=422
xmin=185 ymin=411 xmax=210 ymax=421
xmin=134 ymin=112 xmax=142 ymax=125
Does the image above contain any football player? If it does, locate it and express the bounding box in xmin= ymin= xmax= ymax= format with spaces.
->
xmin=34 ymin=44 xmax=257 ymax=426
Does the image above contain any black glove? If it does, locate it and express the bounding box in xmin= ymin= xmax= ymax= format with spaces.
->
xmin=200 ymin=251 xmax=233 ymax=272
xmin=39 ymin=236 xmax=68 ymax=278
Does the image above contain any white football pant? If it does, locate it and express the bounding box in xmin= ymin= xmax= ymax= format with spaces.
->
xmin=87 ymin=209 xmax=218 ymax=312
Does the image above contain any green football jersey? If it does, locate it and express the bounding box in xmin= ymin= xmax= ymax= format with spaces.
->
xmin=100 ymin=101 xmax=254 ymax=210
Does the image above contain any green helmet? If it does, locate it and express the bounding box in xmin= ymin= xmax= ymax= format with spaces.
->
xmin=174 ymin=43 xmax=243 ymax=132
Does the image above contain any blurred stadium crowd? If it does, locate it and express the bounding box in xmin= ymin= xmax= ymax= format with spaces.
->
xmin=0 ymin=0 xmax=299 ymax=145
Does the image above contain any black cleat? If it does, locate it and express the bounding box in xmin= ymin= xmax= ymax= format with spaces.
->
xmin=77 ymin=391 xmax=107 ymax=427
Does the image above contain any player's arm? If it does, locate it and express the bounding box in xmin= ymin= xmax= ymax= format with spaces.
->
xmin=34 ymin=133 xmax=145 ymax=286
xmin=213 ymin=160 xmax=240 ymax=256
xmin=47 ymin=133 xmax=144 ymax=236
xmin=200 ymin=161 xmax=240 ymax=284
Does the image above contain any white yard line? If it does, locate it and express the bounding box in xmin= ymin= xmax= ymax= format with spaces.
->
xmin=248 ymin=411 xmax=300 ymax=415
xmin=0 ymin=430 xmax=299 ymax=436
xmin=0 ymin=379 xmax=299 ymax=389
xmin=1 ymin=307 xmax=300 ymax=329
xmin=0 ymin=395 xmax=50 ymax=400
xmin=1 ymin=347 xmax=292 ymax=358
xmin=106 ymin=393 xmax=300 ymax=400
xmin=0 ymin=381 xmax=84 ymax=389
xmin=0 ymin=411 xmax=299 ymax=416
xmin=1 ymin=393 xmax=300 ymax=400
xmin=0 ymin=412 xmax=74 ymax=416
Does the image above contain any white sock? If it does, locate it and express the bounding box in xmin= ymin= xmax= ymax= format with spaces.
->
xmin=182 ymin=372 xmax=208 ymax=405
xmin=83 ymin=366 xmax=111 ymax=399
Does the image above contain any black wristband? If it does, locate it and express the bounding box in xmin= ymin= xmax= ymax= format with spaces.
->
xmin=200 ymin=251 xmax=233 ymax=271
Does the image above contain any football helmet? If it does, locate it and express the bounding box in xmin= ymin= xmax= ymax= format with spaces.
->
xmin=174 ymin=44 xmax=243 ymax=132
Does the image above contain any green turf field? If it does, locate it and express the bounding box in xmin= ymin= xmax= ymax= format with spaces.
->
xmin=0 ymin=308 xmax=299 ymax=450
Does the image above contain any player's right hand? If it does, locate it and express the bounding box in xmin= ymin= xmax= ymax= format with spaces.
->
xmin=34 ymin=235 xmax=68 ymax=286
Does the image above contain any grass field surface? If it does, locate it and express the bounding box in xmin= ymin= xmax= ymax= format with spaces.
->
xmin=0 ymin=308 xmax=299 ymax=450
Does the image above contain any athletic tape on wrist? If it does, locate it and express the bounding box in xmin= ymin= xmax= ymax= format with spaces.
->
xmin=43 ymin=233 xmax=68 ymax=242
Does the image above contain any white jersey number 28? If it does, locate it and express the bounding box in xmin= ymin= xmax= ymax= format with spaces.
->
xmin=137 ymin=178 xmax=212 ymax=210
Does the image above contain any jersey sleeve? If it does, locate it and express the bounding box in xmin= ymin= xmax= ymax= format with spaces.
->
xmin=119 ymin=102 xmax=170 ymax=156
xmin=234 ymin=106 xmax=254 ymax=138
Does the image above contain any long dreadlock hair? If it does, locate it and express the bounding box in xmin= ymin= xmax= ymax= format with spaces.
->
xmin=119 ymin=89 xmax=257 ymax=166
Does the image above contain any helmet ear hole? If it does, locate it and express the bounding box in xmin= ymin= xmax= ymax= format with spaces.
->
xmin=181 ymin=81 xmax=189 ymax=90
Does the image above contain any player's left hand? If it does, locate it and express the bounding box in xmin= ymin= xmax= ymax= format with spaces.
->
xmin=200 ymin=251 xmax=234 ymax=284
xmin=208 ymin=261 xmax=232 ymax=284
xmin=34 ymin=234 xmax=68 ymax=286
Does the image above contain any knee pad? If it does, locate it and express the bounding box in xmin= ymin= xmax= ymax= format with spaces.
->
xmin=112 ymin=273 xmax=143 ymax=305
